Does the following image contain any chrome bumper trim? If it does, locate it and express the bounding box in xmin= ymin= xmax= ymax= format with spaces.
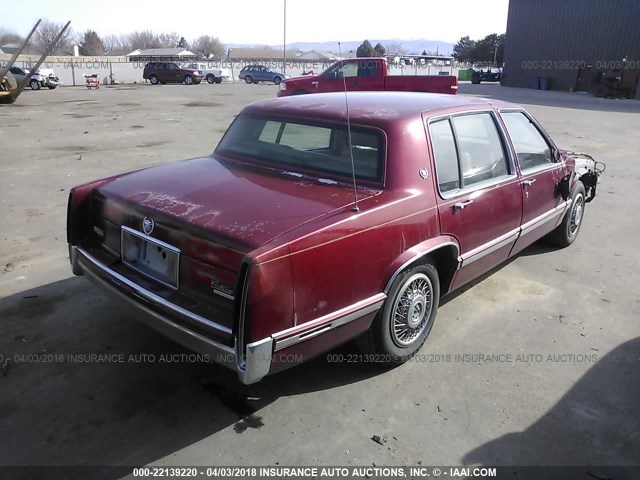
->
xmin=72 ymin=245 xmax=272 ymax=384
xmin=77 ymin=246 xmax=231 ymax=336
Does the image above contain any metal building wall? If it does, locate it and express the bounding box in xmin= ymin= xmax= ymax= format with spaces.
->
xmin=503 ymin=0 xmax=640 ymax=91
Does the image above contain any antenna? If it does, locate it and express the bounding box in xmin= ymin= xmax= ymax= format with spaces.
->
xmin=338 ymin=42 xmax=359 ymax=212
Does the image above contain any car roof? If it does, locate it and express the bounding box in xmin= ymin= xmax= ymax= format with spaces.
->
xmin=242 ymin=92 xmax=521 ymax=126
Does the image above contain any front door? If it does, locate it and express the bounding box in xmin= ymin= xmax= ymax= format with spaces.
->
xmin=499 ymin=110 xmax=568 ymax=255
xmin=316 ymin=60 xmax=383 ymax=93
xmin=428 ymin=111 xmax=523 ymax=291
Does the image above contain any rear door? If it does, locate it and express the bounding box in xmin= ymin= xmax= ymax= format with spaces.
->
xmin=427 ymin=111 xmax=522 ymax=290
xmin=499 ymin=110 xmax=568 ymax=254
xmin=166 ymin=63 xmax=181 ymax=82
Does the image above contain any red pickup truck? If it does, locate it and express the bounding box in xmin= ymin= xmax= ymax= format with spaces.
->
xmin=278 ymin=57 xmax=458 ymax=96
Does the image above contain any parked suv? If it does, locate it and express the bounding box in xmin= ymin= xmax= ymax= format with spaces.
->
xmin=143 ymin=62 xmax=203 ymax=85
xmin=239 ymin=65 xmax=289 ymax=84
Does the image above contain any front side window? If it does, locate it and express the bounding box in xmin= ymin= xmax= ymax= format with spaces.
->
xmin=325 ymin=62 xmax=358 ymax=79
xmin=501 ymin=111 xmax=552 ymax=171
xmin=429 ymin=112 xmax=510 ymax=195
xmin=216 ymin=115 xmax=384 ymax=183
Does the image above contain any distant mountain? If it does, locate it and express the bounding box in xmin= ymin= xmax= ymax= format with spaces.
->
xmin=225 ymin=38 xmax=454 ymax=56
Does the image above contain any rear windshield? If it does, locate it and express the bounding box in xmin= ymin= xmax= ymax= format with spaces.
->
xmin=216 ymin=115 xmax=384 ymax=183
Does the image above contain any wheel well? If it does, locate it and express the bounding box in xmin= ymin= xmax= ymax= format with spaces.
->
xmin=427 ymin=246 xmax=459 ymax=296
xmin=387 ymin=246 xmax=458 ymax=298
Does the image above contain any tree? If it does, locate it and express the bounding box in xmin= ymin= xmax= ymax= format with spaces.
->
xmin=0 ymin=29 xmax=24 ymax=46
xmin=422 ymin=49 xmax=427 ymax=56
xmin=384 ymin=42 xmax=407 ymax=56
xmin=453 ymin=33 xmax=505 ymax=64
xmin=356 ymin=39 xmax=376 ymax=57
xmin=177 ymin=37 xmax=188 ymax=48
xmin=128 ymin=30 xmax=161 ymax=50
xmin=32 ymin=20 xmax=74 ymax=54
xmin=158 ymin=32 xmax=180 ymax=48
xmin=192 ymin=35 xmax=225 ymax=58
xmin=452 ymin=35 xmax=476 ymax=62
xmin=103 ymin=34 xmax=130 ymax=53
xmin=78 ymin=30 xmax=105 ymax=56
xmin=374 ymin=42 xmax=386 ymax=56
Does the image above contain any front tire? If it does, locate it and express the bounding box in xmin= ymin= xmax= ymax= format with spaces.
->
xmin=357 ymin=263 xmax=440 ymax=363
xmin=273 ymin=76 xmax=282 ymax=85
xmin=206 ymin=75 xmax=215 ymax=84
xmin=215 ymin=77 xmax=222 ymax=84
xmin=184 ymin=75 xmax=194 ymax=85
xmin=149 ymin=75 xmax=160 ymax=85
xmin=30 ymin=79 xmax=41 ymax=90
xmin=244 ymin=75 xmax=253 ymax=84
xmin=547 ymin=182 xmax=586 ymax=247
xmin=47 ymin=85 xmax=57 ymax=89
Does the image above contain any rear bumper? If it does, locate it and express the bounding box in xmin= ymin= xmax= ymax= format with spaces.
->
xmin=70 ymin=245 xmax=273 ymax=384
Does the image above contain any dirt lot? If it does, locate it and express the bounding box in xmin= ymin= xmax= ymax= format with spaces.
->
xmin=1 ymin=83 xmax=639 ymax=477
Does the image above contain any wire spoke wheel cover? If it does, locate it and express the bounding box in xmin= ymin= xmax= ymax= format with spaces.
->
xmin=569 ymin=192 xmax=584 ymax=237
xmin=391 ymin=273 xmax=433 ymax=347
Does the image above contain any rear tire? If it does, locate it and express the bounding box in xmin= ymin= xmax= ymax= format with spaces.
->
xmin=30 ymin=79 xmax=41 ymax=90
xmin=47 ymin=85 xmax=57 ymax=89
xmin=357 ymin=263 xmax=440 ymax=363
xmin=206 ymin=75 xmax=215 ymax=84
xmin=547 ymin=182 xmax=586 ymax=247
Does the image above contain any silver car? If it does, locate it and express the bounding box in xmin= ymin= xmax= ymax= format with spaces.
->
xmin=238 ymin=65 xmax=289 ymax=85
xmin=9 ymin=66 xmax=62 ymax=90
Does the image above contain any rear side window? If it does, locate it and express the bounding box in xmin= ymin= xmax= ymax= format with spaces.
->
xmin=501 ymin=111 xmax=552 ymax=170
xmin=217 ymin=115 xmax=384 ymax=183
xmin=429 ymin=112 xmax=510 ymax=196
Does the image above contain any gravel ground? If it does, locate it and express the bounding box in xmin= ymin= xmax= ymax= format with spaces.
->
xmin=0 ymin=82 xmax=638 ymax=478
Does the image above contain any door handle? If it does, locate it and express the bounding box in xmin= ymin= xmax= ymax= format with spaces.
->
xmin=453 ymin=199 xmax=475 ymax=211
xmin=522 ymin=178 xmax=537 ymax=187
xmin=311 ymin=81 xmax=319 ymax=87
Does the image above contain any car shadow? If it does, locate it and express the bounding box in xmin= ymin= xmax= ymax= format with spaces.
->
xmin=458 ymin=83 xmax=640 ymax=113
xmin=440 ymin=238 xmax=559 ymax=306
xmin=462 ymin=337 xmax=640 ymax=478
xmin=0 ymin=276 xmax=385 ymax=479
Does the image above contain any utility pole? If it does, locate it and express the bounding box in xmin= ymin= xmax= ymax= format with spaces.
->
xmin=283 ymin=0 xmax=287 ymax=74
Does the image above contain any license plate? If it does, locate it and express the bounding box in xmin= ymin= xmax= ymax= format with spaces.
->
xmin=121 ymin=226 xmax=180 ymax=289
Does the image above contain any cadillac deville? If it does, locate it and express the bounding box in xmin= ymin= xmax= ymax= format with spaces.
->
xmin=67 ymin=92 xmax=602 ymax=384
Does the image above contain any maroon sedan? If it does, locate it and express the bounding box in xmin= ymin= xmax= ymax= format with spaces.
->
xmin=67 ymin=92 xmax=602 ymax=384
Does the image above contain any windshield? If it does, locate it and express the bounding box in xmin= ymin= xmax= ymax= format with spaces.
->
xmin=216 ymin=115 xmax=384 ymax=183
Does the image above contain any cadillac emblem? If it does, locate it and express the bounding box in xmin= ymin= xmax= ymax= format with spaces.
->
xmin=142 ymin=217 xmax=155 ymax=235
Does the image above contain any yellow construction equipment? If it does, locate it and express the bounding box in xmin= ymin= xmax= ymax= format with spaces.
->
xmin=0 ymin=19 xmax=70 ymax=104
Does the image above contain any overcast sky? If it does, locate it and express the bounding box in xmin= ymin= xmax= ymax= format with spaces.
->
xmin=6 ymin=0 xmax=510 ymax=45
